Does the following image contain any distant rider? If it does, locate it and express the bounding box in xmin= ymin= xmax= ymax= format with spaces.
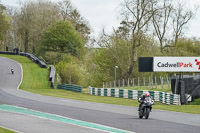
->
xmin=138 ymin=92 xmax=151 ymax=111
xmin=11 ymin=68 xmax=14 ymax=74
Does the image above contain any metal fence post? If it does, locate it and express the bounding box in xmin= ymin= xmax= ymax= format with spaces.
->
xmin=128 ymin=78 xmax=130 ymax=88
xmin=138 ymin=77 xmax=140 ymax=86
xmin=155 ymin=76 xmax=157 ymax=89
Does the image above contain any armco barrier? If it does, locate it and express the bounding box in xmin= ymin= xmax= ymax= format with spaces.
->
xmin=0 ymin=51 xmax=47 ymax=68
xmin=20 ymin=52 xmax=47 ymax=68
xmin=49 ymin=65 xmax=56 ymax=88
xmin=89 ymin=87 xmax=180 ymax=105
xmin=57 ymin=84 xmax=82 ymax=93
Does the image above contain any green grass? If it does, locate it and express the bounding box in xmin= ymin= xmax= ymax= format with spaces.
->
xmin=189 ymin=98 xmax=200 ymax=105
xmin=0 ymin=127 xmax=16 ymax=133
xmin=1 ymin=54 xmax=200 ymax=114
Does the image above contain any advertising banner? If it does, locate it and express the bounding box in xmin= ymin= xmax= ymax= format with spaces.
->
xmin=153 ymin=57 xmax=200 ymax=72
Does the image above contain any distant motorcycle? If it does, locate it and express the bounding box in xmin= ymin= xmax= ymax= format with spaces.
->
xmin=138 ymin=97 xmax=154 ymax=119
xmin=11 ymin=68 xmax=14 ymax=74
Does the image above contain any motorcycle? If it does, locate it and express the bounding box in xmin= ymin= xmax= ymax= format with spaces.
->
xmin=138 ymin=97 xmax=154 ymax=119
xmin=11 ymin=69 xmax=14 ymax=74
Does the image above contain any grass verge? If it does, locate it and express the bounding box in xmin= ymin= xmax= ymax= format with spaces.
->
xmin=189 ymin=98 xmax=200 ymax=105
xmin=1 ymin=54 xmax=200 ymax=114
xmin=0 ymin=127 xmax=16 ymax=133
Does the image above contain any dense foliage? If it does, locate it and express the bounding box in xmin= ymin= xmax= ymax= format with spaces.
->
xmin=42 ymin=21 xmax=84 ymax=57
xmin=0 ymin=3 xmax=9 ymax=42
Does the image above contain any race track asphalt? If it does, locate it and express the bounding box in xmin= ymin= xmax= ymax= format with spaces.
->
xmin=0 ymin=57 xmax=200 ymax=133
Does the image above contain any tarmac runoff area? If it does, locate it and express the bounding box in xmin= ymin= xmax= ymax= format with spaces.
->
xmin=0 ymin=104 xmax=134 ymax=133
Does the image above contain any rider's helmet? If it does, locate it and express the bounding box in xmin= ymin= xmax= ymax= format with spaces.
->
xmin=145 ymin=92 xmax=150 ymax=97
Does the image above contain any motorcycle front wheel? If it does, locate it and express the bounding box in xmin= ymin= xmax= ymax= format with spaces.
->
xmin=144 ymin=108 xmax=150 ymax=119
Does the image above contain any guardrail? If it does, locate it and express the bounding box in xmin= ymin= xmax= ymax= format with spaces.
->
xmin=57 ymin=84 xmax=82 ymax=93
xmin=0 ymin=51 xmax=47 ymax=68
xmin=20 ymin=52 xmax=47 ymax=68
xmin=88 ymin=87 xmax=180 ymax=105
xmin=49 ymin=65 xmax=56 ymax=88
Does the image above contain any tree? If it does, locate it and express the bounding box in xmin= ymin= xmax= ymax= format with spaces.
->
xmin=0 ymin=2 xmax=6 ymax=13
xmin=97 ymin=28 xmax=160 ymax=81
xmin=168 ymin=38 xmax=199 ymax=56
xmin=42 ymin=21 xmax=84 ymax=57
xmin=56 ymin=61 xmax=82 ymax=85
xmin=172 ymin=2 xmax=197 ymax=46
xmin=4 ymin=0 xmax=90 ymax=54
xmin=151 ymin=0 xmax=197 ymax=53
xmin=113 ymin=0 xmax=156 ymax=79
xmin=151 ymin=0 xmax=173 ymax=53
xmin=0 ymin=3 xmax=9 ymax=41
xmin=58 ymin=0 xmax=91 ymax=43
xmin=15 ymin=1 xmax=32 ymax=52
xmin=12 ymin=0 xmax=60 ymax=53
xmin=58 ymin=0 xmax=73 ymax=21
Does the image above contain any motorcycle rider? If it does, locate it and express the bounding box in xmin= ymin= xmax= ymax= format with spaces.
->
xmin=138 ymin=92 xmax=152 ymax=111
xmin=11 ymin=68 xmax=14 ymax=74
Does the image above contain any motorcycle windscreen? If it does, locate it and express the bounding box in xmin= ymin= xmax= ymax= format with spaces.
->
xmin=144 ymin=97 xmax=152 ymax=106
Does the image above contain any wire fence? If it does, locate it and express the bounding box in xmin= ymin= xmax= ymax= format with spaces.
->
xmin=103 ymin=76 xmax=170 ymax=89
